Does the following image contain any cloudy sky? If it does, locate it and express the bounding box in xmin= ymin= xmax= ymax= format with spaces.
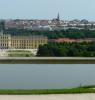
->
xmin=0 ymin=0 xmax=94 ymax=20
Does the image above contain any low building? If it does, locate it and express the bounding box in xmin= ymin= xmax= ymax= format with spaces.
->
xmin=11 ymin=35 xmax=47 ymax=49
xmin=0 ymin=34 xmax=11 ymax=49
xmin=0 ymin=34 xmax=48 ymax=49
xmin=49 ymin=38 xmax=95 ymax=43
xmin=49 ymin=38 xmax=77 ymax=43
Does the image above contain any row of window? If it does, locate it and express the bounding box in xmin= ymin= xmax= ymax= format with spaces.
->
xmin=12 ymin=45 xmax=38 ymax=47
xmin=0 ymin=42 xmax=47 ymax=46
xmin=0 ymin=41 xmax=9 ymax=42
xmin=0 ymin=47 xmax=9 ymax=49
xmin=14 ymin=46 xmax=37 ymax=49
xmin=11 ymin=40 xmax=46 ymax=43
xmin=0 ymin=37 xmax=9 ymax=39
xmin=0 ymin=42 xmax=45 ymax=45
xmin=0 ymin=39 xmax=47 ymax=42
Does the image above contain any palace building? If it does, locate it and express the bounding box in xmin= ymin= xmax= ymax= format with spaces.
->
xmin=11 ymin=35 xmax=47 ymax=49
xmin=0 ymin=34 xmax=11 ymax=49
xmin=0 ymin=32 xmax=48 ymax=49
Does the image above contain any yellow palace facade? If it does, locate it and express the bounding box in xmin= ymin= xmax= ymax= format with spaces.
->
xmin=0 ymin=34 xmax=48 ymax=49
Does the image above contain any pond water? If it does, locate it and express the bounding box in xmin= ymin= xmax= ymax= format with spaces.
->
xmin=0 ymin=64 xmax=94 ymax=89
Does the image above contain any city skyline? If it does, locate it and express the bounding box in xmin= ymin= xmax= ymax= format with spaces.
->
xmin=0 ymin=0 xmax=95 ymax=21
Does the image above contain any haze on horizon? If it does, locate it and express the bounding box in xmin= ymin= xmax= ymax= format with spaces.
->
xmin=0 ymin=0 xmax=95 ymax=21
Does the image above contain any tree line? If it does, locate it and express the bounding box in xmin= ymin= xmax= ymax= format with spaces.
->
xmin=2 ymin=28 xmax=95 ymax=39
xmin=37 ymin=42 xmax=95 ymax=57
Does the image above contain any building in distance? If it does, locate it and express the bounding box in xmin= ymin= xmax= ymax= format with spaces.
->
xmin=0 ymin=33 xmax=48 ymax=50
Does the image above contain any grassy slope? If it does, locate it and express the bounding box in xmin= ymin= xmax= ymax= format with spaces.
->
xmin=0 ymin=86 xmax=95 ymax=94
xmin=0 ymin=59 xmax=95 ymax=64
xmin=8 ymin=50 xmax=33 ymax=57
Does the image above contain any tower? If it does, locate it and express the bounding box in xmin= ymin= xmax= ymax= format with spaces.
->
xmin=0 ymin=20 xmax=4 ymax=35
xmin=56 ymin=13 xmax=61 ymax=27
xmin=57 ymin=13 xmax=60 ymax=21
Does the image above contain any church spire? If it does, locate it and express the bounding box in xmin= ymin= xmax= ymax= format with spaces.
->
xmin=0 ymin=20 xmax=4 ymax=35
xmin=57 ymin=13 xmax=60 ymax=21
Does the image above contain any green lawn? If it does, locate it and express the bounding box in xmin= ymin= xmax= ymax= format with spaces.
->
xmin=0 ymin=86 xmax=95 ymax=94
xmin=8 ymin=50 xmax=34 ymax=57
xmin=0 ymin=59 xmax=95 ymax=64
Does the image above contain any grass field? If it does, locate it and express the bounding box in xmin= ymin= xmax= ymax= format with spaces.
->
xmin=0 ymin=86 xmax=95 ymax=94
xmin=8 ymin=50 xmax=34 ymax=57
xmin=0 ymin=59 xmax=95 ymax=64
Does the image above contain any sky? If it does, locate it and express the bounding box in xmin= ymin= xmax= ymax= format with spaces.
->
xmin=0 ymin=0 xmax=95 ymax=20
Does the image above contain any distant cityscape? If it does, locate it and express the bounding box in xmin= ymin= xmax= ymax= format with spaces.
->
xmin=1 ymin=13 xmax=95 ymax=31
xmin=0 ymin=14 xmax=95 ymax=57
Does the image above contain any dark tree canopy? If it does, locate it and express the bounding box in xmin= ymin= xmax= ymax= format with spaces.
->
xmin=3 ymin=28 xmax=95 ymax=39
xmin=37 ymin=42 xmax=95 ymax=57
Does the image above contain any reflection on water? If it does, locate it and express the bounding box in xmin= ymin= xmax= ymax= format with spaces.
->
xmin=0 ymin=64 xmax=95 ymax=89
